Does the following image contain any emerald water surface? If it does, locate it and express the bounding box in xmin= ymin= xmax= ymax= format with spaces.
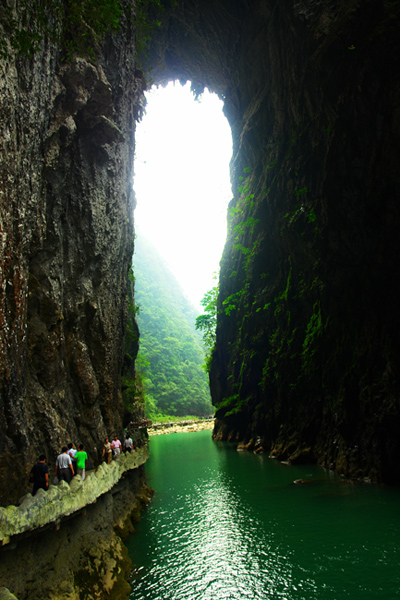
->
xmin=126 ymin=430 xmax=400 ymax=599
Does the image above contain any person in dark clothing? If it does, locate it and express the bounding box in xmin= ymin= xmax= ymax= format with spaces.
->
xmin=30 ymin=454 xmax=49 ymax=496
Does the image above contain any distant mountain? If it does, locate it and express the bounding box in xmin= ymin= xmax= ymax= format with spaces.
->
xmin=133 ymin=234 xmax=213 ymax=418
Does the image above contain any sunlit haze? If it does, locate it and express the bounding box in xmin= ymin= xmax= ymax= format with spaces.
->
xmin=134 ymin=81 xmax=233 ymax=311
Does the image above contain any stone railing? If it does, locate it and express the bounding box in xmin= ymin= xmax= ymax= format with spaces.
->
xmin=0 ymin=446 xmax=149 ymax=545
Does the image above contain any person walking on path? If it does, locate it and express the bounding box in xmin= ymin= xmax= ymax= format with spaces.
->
xmin=55 ymin=447 xmax=74 ymax=484
xmin=111 ymin=435 xmax=122 ymax=457
xmin=67 ymin=443 xmax=77 ymax=475
xmin=30 ymin=454 xmax=49 ymax=496
xmin=102 ymin=438 xmax=112 ymax=464
xmin=74 ymin=444 xmax=88 ymax=480
xmin=123 ymin=434 xmax=133 ymax=453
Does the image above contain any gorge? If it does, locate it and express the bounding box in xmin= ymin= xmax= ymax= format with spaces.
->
xmin=1 ymin=0 xmax=400 ymax=598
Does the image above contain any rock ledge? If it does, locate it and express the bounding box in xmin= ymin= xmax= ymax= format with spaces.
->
xmin=0 ymin=446 xmax=149 ymax=545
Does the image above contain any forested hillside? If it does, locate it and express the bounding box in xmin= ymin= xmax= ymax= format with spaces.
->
xmin=134 ymin=234 xmax=213 ymax=419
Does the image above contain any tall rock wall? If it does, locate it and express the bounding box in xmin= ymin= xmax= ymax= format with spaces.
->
xmin=0 ymin=1 xmax=143 ymax=505
xmin=147 ymin=0 xmax=400 ymax=482
xmin=214 ymin=0 xmax=400 ymax=483
xmin=1 ymin=0 xmax=400 ymax=510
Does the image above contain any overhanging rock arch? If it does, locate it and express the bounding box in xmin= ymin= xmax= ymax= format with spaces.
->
xmin=0 ymin=1 xmax=399 ymax=595
xmin=0 ymin=0 xmax=399 ymax=510
xmin=144 ymin=0 xmax=400 ymax=482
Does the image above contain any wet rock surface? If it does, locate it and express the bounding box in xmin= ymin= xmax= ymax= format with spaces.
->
xmin=0 ymin=4 xmax=143 ymax=505
xmin=0 ymin=465 xmax=153 ymax=600
xmin=1 ymin=1 xmax=399 ymax=596
xmin=146 ymin=0 xmax=400 ymax=482
xmin=1 ymin=0 xmax=400 ymax=515
xmin=0 ymin=446 xmax=149 ymax=543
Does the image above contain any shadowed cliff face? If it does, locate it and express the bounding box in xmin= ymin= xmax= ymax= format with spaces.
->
xmin=0 ymin=6 xmax=142 ymax=505
xmin=1 ymin=0 xmax=400 ymax=507
xmin=146 ymin=0 xmax=400 ymax=482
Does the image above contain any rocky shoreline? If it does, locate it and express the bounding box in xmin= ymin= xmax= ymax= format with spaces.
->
xmin=148 ymin=419 xmax=214 ymax=436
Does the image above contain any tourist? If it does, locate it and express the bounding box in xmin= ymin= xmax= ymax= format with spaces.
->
xmin=102 ymin=438 xmax=112 ymax=464
xmin=55 ymin=447 xmax=74 ymax=484
xmin=29 ymin=454 xmax=49 ymax=496
xmin=74 ymin=443 xmax=88 ymax=480
xmin=123 ymin=434 xmax=133 ymax=453
xmin=111 ymin=435 xmax=122 ymax=457
xmin=67 ymin=442 xmax=77 ymax=475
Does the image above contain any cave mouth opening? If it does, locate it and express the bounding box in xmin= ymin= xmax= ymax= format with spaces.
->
xmin=133 ymin=79 xmax=233 ymax=311
xmin=133 ymin=79 xmax=232 ymax=421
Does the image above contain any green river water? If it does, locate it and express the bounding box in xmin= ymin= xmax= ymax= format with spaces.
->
xmin=126 ymin=430 xmax=400 ymax=600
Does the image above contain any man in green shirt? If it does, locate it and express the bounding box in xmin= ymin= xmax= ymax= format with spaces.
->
xmin=75 ymin=444 xmax=88 ymax=481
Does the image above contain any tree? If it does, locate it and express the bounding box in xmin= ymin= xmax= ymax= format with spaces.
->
xmin=195 ymin=278 xmax=219 ymax=371
xmin=134 ymin=234 xmax=213 ymax=419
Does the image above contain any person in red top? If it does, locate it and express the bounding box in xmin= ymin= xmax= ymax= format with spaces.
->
xmin=111 ymin=435 xmax=121 ymax=457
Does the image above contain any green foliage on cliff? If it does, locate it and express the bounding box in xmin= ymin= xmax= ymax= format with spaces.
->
xmin=0 ymin=0 xmax=122 ymax=59
xmin=195 ymin=279 xmax=218 ymax=371
xmin=219 ymin=155 xmax=330 ymax=413
xmin=134 ymin=235 xmax=213 ymax=420
xmin=0 ymin=0 xmax=167 ymax=60
xmin=301 ymin=301 xmax=328 ymax=374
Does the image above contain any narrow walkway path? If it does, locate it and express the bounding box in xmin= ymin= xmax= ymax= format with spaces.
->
xmin=0 ymin=445 xmax=149 ymax=545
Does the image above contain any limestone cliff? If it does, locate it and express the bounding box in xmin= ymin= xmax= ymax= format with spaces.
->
xmin=1 ymin=0 xmax=400 ymax=512
xmin=0 ymin=1 xmax=143 ymax=505
xmin=146 ymin=0 xmax=400 ymax=482
xmin=213 ymin=0 xmax=400 ymax=483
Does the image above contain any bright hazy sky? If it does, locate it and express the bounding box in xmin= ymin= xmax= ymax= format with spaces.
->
xmin=133 ymin=81 xmax=233 ymax=312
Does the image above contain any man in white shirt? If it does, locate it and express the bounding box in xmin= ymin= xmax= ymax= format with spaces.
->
xmin=123 ymin=435 xmax=133 ymax=453
xmin=55 ymin=447 xmax=74 ymax=484
xmin=67 ymin=442 xmax=77 ymax=474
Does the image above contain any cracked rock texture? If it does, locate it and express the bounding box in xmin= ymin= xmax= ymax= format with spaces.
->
xmin=0 ymin=445 xmax=149 ymax=543
xmin=146 ymin=0 xmax=400 ymax=482
xmin=0 ymin=2 xmax=143 ymax=505
xmin=0 ymin=465 xmax=153 ymax=600
xmin=1 ymin=0 xmax=400 ymax=509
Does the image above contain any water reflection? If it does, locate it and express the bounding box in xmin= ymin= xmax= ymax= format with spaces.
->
xmin=128 ymin=432 xmax=400 ymax=600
